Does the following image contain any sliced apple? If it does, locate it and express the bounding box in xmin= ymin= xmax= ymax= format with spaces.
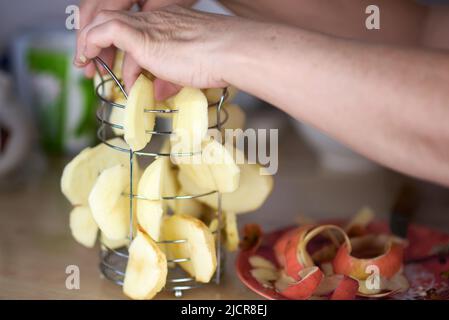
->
xmin=88 ymin=165 xmax=131 ymax=240
xmin=202 ymin=138 xmax=240 ymax=193
xmin=249 ymin=255 xmax=277 ymax=270
xmin=69 ymin=206 xmax=98 ymax=248
xmin=161 ymin=157 xmax=179 ymax=211
xmin=172 ymin=87 xmax=208 ymax=153
xmin=224 ymin=212 xmax=239 ymax=251
xmin=162 ymin=214 xmax=217 ymax=283
xmin=173 ymin=189 xmax=204 ymax=218
xmin=208 ymin=103 xmax=246 ymax=131
xmin=204 ymin=86 xmax=237 ymax=104
xmin=138 ymin=158 xmax=164 ymax=201
xmin=123 ymin=231 xmax=167 ymax=300
xmin=137 ymin=200 xmax=164 ymax=241
xmin=61 ymin=138 xmax=129 ymax=205
xmin=89 ymin=164 xmax=128 ymax=218
xmin=124 ymin=74 xmax=155 ymax=151
xmin=178 ymin=160 xmax=273 ymax=213
xmin=100 ymin=232 xmax=129 ymax=250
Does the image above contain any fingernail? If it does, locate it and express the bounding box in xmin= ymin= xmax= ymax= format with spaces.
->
xmin=73 ymin=54 xmax=87 ymax=67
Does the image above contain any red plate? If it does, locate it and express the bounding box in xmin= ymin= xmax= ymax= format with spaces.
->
xmin=236 ymin=221 xmax=449 ymax=300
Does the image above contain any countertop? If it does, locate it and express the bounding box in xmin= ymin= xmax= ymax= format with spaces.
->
xmin=1 ymin=116 xmax=449 ymax=299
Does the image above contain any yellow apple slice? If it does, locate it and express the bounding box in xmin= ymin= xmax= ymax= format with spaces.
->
xmin=204 ymin=86 xmax=237 ymax=104
xmin=163 ymin=214 xmax=217 ymax=283
xmin=123 ymin=231 xmax=167 ymax=300
xmin=208 ymin=103 xmax=246 ymax=131
xmin=172 ymin=87 xmax=208 ymax=153
xmin=89 ymin=165 xmax=130 ymax=240
xmin=202 ymin=138 xmax=240 ymax=193
xmin=175 ymin=138 xmax=240 ymax=194
xmin=124 ymin=74 xmax=155 ymax=151
xmin=69 ymin=206 xmax=98 ymax=248
xmin=89 ymin=164 xmax=128 ymax=216
xmin=138 ymin=158 xmax=164 ymax=201
xmin=174 ymin=189 xmax=204 ymax=218
xmin=61 ymin=138 xmax=129 ymax=205
xmin=178 ymin=160 xmax=273 ymax=213
xmin=100 ymin=232 xmax=129 ymax=250
xmin=137 ymin=200 xmax=164 ymax=241
xmin=137 ymin=157 xmax=170 ymax=241
xmin=224 ymin=212 xmax=239 ymax=251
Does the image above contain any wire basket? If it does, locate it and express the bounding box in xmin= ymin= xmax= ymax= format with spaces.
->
xmin=93 ymin=57 xmax=229 ymax=297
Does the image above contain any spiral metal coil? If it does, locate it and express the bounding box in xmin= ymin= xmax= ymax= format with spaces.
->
xmin=93 ymin=57 xmax=228 ymax=297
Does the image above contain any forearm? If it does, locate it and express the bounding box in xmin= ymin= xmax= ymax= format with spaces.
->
xmin=220 ymin=0 xmax=427 ymax=45
xmin=221 ymin=22 xmax=449 ymax=185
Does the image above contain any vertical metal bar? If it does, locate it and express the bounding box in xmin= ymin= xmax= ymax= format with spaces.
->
xmin=214 ymin=87 xmax=227 ymax=284
xmin=129 ymin=149 xmax=134 ymax=242
xmin=215 ymin=192 xmax=222 ymax=284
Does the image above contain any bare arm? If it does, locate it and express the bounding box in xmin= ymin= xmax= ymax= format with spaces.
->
xmin=221 ymin=17 xmax=449 ymax=186
xmin=220 ymin=0 xmax=428 ymax=45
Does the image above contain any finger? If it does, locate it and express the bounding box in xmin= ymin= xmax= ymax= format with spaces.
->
xmin=75 ymin=10 xmax=124 ymax=66
xmin=154 ymin=79 xmax=182 ymax=101
xmin=82 ymin=19 xmax=144 ymax=66
xmin=122 ymin=53 xmax=142 ymax=93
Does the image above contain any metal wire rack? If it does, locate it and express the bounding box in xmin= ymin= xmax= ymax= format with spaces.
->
xmin=93 ymin=57 xmax=228 ymax=297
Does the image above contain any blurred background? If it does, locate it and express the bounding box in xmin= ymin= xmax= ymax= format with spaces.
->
xmin=0 ymin=0 xmax=448 ymax=299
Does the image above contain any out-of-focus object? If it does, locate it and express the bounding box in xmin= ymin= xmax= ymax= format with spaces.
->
xmin=11 ymin=30 xmax=97 ymax=154
xmin=0 ymin=71 xmax=32 ymax=181
xmin=293 ymin=121 xmax=378 ymax=172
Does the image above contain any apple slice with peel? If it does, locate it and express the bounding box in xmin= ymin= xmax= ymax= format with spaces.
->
xmin=178 ymin=159 xmax=273 ymax=213
xmin=124 ymin=74 xmax=155 ymax=151
xmin=162 ymin=214 xmax=217 ymax=283
xmin=275 ymin=267 xmax=323 ymax=300
xmin=69 ymin=206 xmax=98 ymax=248
xmin=123 ymin=231 xmax=167 ymax=300
xmin=332 ymin=234 xmax=405 ymax=280
xmin=224 ymin=212 xmax=239 ymax=251
xmin=172 ymin=87 xmax=208 ymax=153
xmin=61 ymin=138 xmax=129 ymax=205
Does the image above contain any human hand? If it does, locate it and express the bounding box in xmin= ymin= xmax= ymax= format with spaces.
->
xmin=76 ymin=1 xmax=197 ymax=99
xmin=75 ymin=5 xmax=245 ymax=99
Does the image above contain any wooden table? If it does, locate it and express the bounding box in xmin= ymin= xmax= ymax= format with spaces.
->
xmin=1 ymin=120 xmax=448 ymax=299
